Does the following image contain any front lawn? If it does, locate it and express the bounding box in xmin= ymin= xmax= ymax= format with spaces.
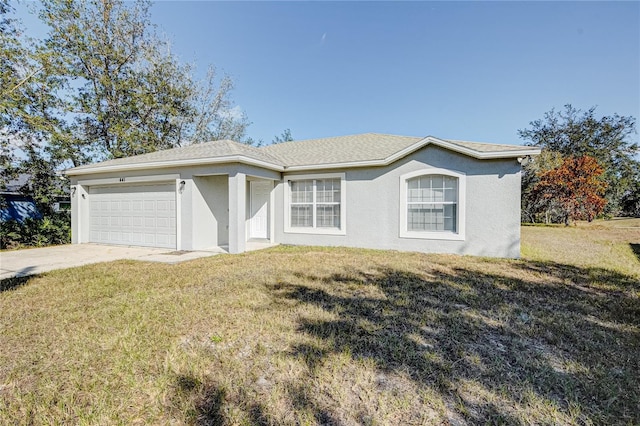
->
xmin=1 ymin=223 xmax=639 ymax=424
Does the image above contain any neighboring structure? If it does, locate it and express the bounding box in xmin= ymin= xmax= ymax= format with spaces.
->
xmin=1 ymin=174 xmax=41 ymax=222
xmin=65 ymin=133 xmax=540 ymax=258
xmin=1 ymin=173 xmax=71 ymax=215
xmin=0 ymin=193 xmax=43 ymax=223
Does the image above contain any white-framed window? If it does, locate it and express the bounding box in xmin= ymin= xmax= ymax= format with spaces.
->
xmin=399 ymin=168 xmax=465 ymax=240
xmin=284 ymin=173 xmax=346 ymax=235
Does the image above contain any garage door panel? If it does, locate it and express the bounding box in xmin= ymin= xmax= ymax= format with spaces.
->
xmin=156 ymin=234 xmax=172 ymax=246
xmin=89 ymin=184 xmax=176 ymax=249
xmin=156 ymin=217 xmax=171 ymax=228
xmin=157 ymin=200 xmax=170 ymax=211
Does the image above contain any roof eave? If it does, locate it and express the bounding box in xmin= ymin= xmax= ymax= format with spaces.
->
xmin=400 ymin=136 xmax=542 ymax=160
xmin=65 ymin=155 xmax=285 ymax=176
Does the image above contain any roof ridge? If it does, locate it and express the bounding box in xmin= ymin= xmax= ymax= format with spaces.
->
xmin=366 ymin=132 xmax=423 ymax=139
xmin=261 ymin=132 xmax=422 ymax=150
xmin=261 ymin=133 xmax=366 ymax=149
xmin=219 ymin=139 xmax=244 ymax=154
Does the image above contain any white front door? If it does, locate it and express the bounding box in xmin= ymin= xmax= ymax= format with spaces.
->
xmin=249 ymin=180 xmax=271 ymax=239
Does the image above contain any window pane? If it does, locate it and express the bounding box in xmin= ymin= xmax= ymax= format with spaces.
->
xmin=291 ymin=180 xmax=313 ymax=203
xmin=444 ymin=187 xmax=457 ymax=202
xmin=408 ymin=175 xmax=457 ymax=203
xmin=431 ymin=175 xmax=443 ymax=189
xmin=444 ymin=176 xmax=457 ymax=189
xmin=444 ymin=177 xmax=457 ymax=202
xmin=408 ymin=177 xmax=424 ymax=202
xmin=434 ymin=204 xmax=445 ymax=230
xmin=291 ymin=205 xmax=312 ymax=227
xmin=432 ymin=187 xmax=444 ymax=202
xmin=407 ymin=203 xmax=457 ymax=232
xmin=317 ymin=178 xmax=340 ymax=203
xmin=408 ymin=187 xmax=421 ymax=202
xmin=444 ymin=204 xmax=457 ymax=232
xmin=408 ymin=204 xmax=430 ymax=231
xmin=316 ymin=204 xmax=340 ymax=228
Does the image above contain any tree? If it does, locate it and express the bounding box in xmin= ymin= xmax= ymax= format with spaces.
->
xmin=1 ymin=0 xmax=68 ymax=209
xmin=1 ymin=0 xmax=23 ymax=187
xmin=244 ymin=128 xmax=294 ymax=147
xmin=2 ymin=0 xmax=254 ymax=220
xmin=519 ymin=104 xmax=639 ymax=216
xmin=190 ymin=67 xmax=251 ymax=144
xmin=521 ymin=149 xmax=564 ymax=223
xmin=620 ymin=176 xmax=640 ymax=217
xmin=531 ymin=155 xmax=607 ymax=225
xmin=272 ymin=128 xmax=294 ymax=144
xmin=36 ymin=0 xmax=251 ymax=165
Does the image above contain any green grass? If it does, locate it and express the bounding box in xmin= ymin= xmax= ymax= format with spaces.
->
xmin=522 ymin=218 xmax=640 ymax=275
xmin=1 ymin=223 xmax=639 ymax=425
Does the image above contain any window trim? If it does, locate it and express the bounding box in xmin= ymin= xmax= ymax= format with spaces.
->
xmin=399 ymin=168 xmax=466 ymax=241
xmin=284 ymin=172 xmax=346 ymax=235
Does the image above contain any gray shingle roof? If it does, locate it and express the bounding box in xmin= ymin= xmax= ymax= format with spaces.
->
xmin=68 ymin=139 xmax=285 ymax=172
xmin=444 ymin=139 xmax=535 ymax=153
xmin=262 ymin=133 xmax=422 ymax=167
xmin=66 ymin=133 xmax=539 ymax=175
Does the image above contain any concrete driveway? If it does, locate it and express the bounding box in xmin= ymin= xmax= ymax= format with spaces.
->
xmin=0 ymin=244 xmax=225 ymax=280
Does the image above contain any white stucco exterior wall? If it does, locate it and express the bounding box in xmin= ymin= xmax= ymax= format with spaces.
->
xmin=273 ymin=145 xmax=522 ymax=258
xmin=192 ymin=177 xmax=216 ymax=249
xmin=228 ymin=172 xmax=246 ymax=254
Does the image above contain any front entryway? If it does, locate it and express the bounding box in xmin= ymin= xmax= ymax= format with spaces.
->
xmin=249 ymin=180 xmax=271 ymax=239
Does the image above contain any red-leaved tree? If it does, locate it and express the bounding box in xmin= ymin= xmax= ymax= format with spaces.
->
xmin=532 ymin=155 xmax=608 ymax=225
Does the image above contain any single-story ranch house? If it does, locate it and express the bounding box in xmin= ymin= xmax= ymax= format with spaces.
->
xmin=65 ymin=133 xmax=540 ymax=258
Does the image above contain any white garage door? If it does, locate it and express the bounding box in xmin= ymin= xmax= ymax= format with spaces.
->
xmin=89 ymin=184 xmax=176 ymax=249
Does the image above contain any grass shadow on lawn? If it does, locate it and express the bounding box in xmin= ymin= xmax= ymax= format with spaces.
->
xmin=230 ymin=259 xmax=638 ymax=424
xmin=631 ymin=243 xmax=640 ymax=262
xmin=149 ymin=249 xmax=638 ymax=424
xmin=0 ymin=275 xmax=35 ymax=292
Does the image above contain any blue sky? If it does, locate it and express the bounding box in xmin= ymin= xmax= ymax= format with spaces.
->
xmin=16 ymin=1 xmax=640 ymax=146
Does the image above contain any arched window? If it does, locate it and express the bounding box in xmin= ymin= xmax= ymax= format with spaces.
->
xmin=400 ymin=169 xmax=465 ymax=240
xmin=407 ymin=175 xmax=458 ymax=232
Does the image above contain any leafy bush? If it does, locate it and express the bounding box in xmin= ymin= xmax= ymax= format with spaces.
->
xmin=0 ymin=213 xmax=71 ymax=250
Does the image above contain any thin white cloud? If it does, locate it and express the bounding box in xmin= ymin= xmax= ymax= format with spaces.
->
xmin=320 ymin=32 xmax=327 ymax=45
xmin=221 ymin=105 xmax=244 ymax=121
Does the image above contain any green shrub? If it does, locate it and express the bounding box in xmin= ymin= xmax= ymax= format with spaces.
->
xmin=0 ymin=213 xmax=71 ymax=249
